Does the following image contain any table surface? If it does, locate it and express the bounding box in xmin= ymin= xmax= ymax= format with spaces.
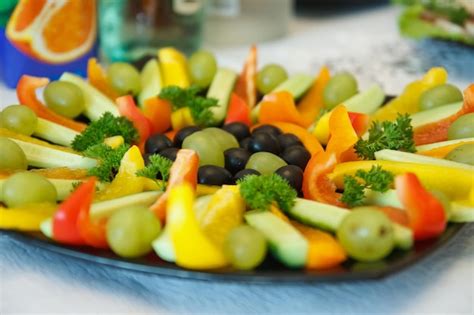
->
xmin=1 ymin=5 xmax=474 ymax=315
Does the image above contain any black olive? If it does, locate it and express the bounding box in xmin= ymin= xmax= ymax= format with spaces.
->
xmin=174 ymin=126 xmax=202 ymax=147
xmin=248 ymin=133 xmax=280 ymax=154
xmin=277 ymin=133 xmax=303 ymax=150
xmin=224 ymin=148 xmax=251 ymax=175
xmin=198 ymin=165 xmax=233 ymax=186
xmin=145 ymin=134 xmax=173 ymax=154
xmin=252 ymin=124 xmax=282 ymax=138
xmin=222 ymin=122 xmax=251 ymax=141
xmin=280 ymin=145 xmax=311 ymax=170
xmin=233 ymin=169 xmax=261 ymax=182
xmin=275 ymin=165 xmax=303 ymax=192
xmin=158 ymin=147 xmax=179 ymax=162
xmin=239 ymin=137 xmax=252 ymax=150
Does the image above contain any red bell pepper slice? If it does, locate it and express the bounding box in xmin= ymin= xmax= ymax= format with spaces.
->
xmin=376 ymin=206 xmax=409 ymax=227
xmin=52 ymin=178 xmax=96 ymax=245
xmin=414 ymin=84 xmax=474 ymax=145
xmin=348 ymin=112 xmax=370 ymax=137
xmin=234 ymin=45 xmax=257 ymax=108
xmin=224 ymin=93 xmax=251 ymax=126
xmin=395 ymin=173 xmax=447 ymax=240
xmin=116 ymin=95 xmax=153 ymax=150
xmin=143 ymin=97 xmax=172 ymax=134
xmin=16 ymin=75 xmax=87 ymax=132
xmin=150 ymin=149 xmax=199 ymax=223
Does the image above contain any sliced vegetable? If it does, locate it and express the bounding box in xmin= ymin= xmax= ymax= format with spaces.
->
xmin=206 ymin=68 xmax=238 ymax=125
xmin=33 ymin=118 xmax=79 ymax=147
xmin=224 ymin=93 xmax=251 ymax=126
xmin=142 ymin=97 xmax=172 ymax=134
xmin=258 ymin=91 xmax=306 ymax=127
xmin=234 ymin=45 xmax=257 ymax=108
xmin=416 ymin=137 xmax=474 ymax=158
xmin=87 ymin=58 xmax=120 ymax=100
xmin=297 ymin=66 xmax=330 ymax=128
xmin=158 ymin=47 xmax=190 ymax=88
xmin=138 ymin=58 xmax=162 ymax=107
xmin=116 ymin=95 xmax=152 ymax=149
xmin=0 ymin=203 xmax=56 ymax=231
xmin=344 ymin=84 xmax=385 ymax=114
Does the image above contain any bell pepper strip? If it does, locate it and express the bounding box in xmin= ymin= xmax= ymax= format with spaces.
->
xmin=0 ymin=203 xmax=57 ymax=231
xmin=329 ymin=160 xmax=474 ymax=203
xmin=143 ymin=97 xmax=172 ymax=134
xmin=371 ymin=67 xmax=447 ymax=122
xmin=252 ymin=122 xmax=323 ymax=156
xmin=167 ymin=183 xmax=228 ymax=269
xmin=165 ymin=130 xmax=177 ymax=142
xmin=52 ymin=178 xmax=96 ymax=245
xmin=297 ymin=66 xmax=331 ymax=128
xmin=292 ymin=221 xmax=347 ymax=270
xmin=16 ymin=75 xmax=87 ymax=132
xmin=325 ymin=105 xmax=359 ymax=161
xmin=87 ymin=58 xmax=120 ymax=100
xmin=103 ymin=136 xmax=124 ymax=149
xmin=224 ymin=93 xmax=251 ymax=126
xmin=258 ymin=91 xmax=306 ymax=127
xmin=348 ymin=112 xmax=370 ymax=137
xmin=95 ymin=146 xmax=145 ymax=202
xmin=150 ymin=149 xmax=199 ymax=223
xmin=116 ymin=95 xmax=152 ymax=150
xmin=234 ymin=45 xmax=257 ymax=108
xmin=413 ymin=84 xmax=474 ymax=145
xmin=158 ymin=47 xmax=190 ymax=88
xmin=395 ymin=173 xmax=447 ymax=240
xmin=376 ymin=206 xmax=409 ymax=227
xmin=417 ymin=139 xmax=474 ymax=158
xmin=77 ymin=191 xmax=108 ymax=249
xmin=171 ymin=107 xmax=195 ymax=131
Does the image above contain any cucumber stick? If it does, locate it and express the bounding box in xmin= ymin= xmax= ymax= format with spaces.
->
xmin=152 ymin=227 xmax=175 ymax=262
xmin=138 ymin=58 xmax=162 ymax=107
xmin=60 ymin=72 xmax=119 ymax=121
xmin=288 ymin=198 xmax=413 ymax=250
xmin=344 ymin=84 xmax=385 ymax=114
xmin=245 ymin=210 xmax=308 ymax=268
xmin=410 ymin=102 xmax=462 ymax=128
xmin=11 ymin=139 xmax=97 ymax=169
xmin=206 ymin=68 xmax=238 ymax=125
xmin=416 ymin=137 xmax=474 ymax=152
xmin=34 ymin=118 xmax=79 ymax=147
xmin=449 ymin=202 xmax=474 ymax=223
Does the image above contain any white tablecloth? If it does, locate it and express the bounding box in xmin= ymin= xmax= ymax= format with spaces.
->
xmin=1 ymin=5 xmax=473 ymax=314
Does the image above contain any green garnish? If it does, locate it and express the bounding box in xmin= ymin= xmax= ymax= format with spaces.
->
xmin=71 ymin=112 xmax=138 ymax=152
xmin=355 ymin=114 xmax=416 ymax=160
xmin=136 ymin=154 xmax=173 ymax=190
xmin=341 ymin=165 xmax=395 ymax=207
xmin=83 ymin=143 xmax=130 ymax=182
xmin=238 ymin=174 xmax=297 ymax=213
xmin=159 ymin=86 xmax=217 ymax=126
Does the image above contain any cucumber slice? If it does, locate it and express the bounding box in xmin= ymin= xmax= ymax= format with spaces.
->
xmin=152 ymin=227 xmax=175 ymax=262
xmin=374 ymin=149 xmax=474 ymax=171
xmin=344 ymin=84 xmax=385 ymax=114
xmin=245 ymin=210 xmax=308 ymax=268
xmin=251 ymin=74 xmax=314 ymax=121
xmin=34 ymin=118 xmax=79 ymax=147
xmin=138 ymin=58 xmax=162 ymax=107
xmin=410 ymin=102 xmax=462 ymax=128
xmin=416 ymin=137 xmax=474 ymax=152
xmin=449 ymin=202 xmax=474 ymax=223
xmin=90 ymin=191 xmax=162 ymax=221
xmin=10 ymin=139 xmax=97 ymax=169
xmin=60 ymin=72 xmax=119 ymax=121
xmin=206 ymin=68 xmax=238 ymax=125
xmin=363 ymin=189 xmax=403 ymax=208
xmin=40 ymin=218 xmax=53 ymax=239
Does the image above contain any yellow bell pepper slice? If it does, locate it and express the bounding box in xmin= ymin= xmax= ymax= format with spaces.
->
xmin=95 ymin=146 xmax=145 ymax=201
xmin=171 ymin=107 xmax=195 ymax=130
xmin=158 ymin=47 xmax=190 ymax=88
xmin=0 ymin=203 xmax=57 ymax=231
xmin=329 ymin=160 xmax=474 ymax=202
xmin=167 ymin=183 xmax=228 ymax=269
xmin=103 ymin=136 xmax=124 ymax=149
xmin=371 ymin=67 xmax=447 ymax=122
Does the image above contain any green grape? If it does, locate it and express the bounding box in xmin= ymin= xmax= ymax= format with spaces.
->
xmin=107 ymin=62 xmax=141 ymax=96
xmin=182 ymin=131 xmax=225 ymax=167
xmin=43 ymin=81 xmax=85 ymax=118
xmin=430 ymin=190 xmax=452 ymax=217
xmin=201 ymin=128 xmax=239 ymax=152
xmin=323 ymin=72 xmax=358 ymax=109
xmin=0 ymin=105 xmax=37 ymax=136
xmin=223 ymin=225 xmax=267 ymax=270
xmin=188 ymin=50 xmax=217 ymax=88
xmin=245 ymin=152 xmax=287 ymax=175
xmin=419 ymin=84 xmax=463 ymax=111
xmin=2 ymin=172 xmax=57 ymax=208
xmin=447 ymin=113 xmax=474 ymax=140
xmin=256 ymin=64 xmax=288 ymax=94
xmin=445 ymin=143 xmax=474 ymax=166
xmin=107 ymin=206 xmax=161 ymax=258
xmin=336 ymin=207 xmax=394 ymax=262
xmin=0 ymin=137 xmax=27 ymax=171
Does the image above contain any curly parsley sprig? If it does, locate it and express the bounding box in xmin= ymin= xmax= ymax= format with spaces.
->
xmin=136 ymin=154 xmax=173 ymax=190
xmin=83 ymin=143 xmax=130 ymax=182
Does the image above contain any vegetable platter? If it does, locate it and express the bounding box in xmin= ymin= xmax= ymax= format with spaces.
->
xmin=0 ymin=46 xmax=473 ymax=281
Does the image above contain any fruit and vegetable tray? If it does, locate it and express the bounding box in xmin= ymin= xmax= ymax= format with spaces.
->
xmin=1 ymin=46 xmax=473 ymax=281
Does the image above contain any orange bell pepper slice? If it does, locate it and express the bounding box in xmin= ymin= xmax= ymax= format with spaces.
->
xmin=297 ymin=66 xmax=330 ymax=128
xmin=259 ymin=91 xmax=306 ymax=127
xmin=234 ymin=45 xmax=257 ymax=108
xmin=326 ymin=105 xmax=359 ymax=161
xmin=348 ymin=112 xmax=370 ymax=137
xmin=143 ymin=97 xmax=172 ymax=134
xmin=414 ymin=84 xmax=474 ymax=145
xmin=150 ymin=149 xmax=199 ymax=223
xmin=16 ymin=75 xmax=87 ymax=132
xmin=87 ymin=58 xmax=120 ymax=100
